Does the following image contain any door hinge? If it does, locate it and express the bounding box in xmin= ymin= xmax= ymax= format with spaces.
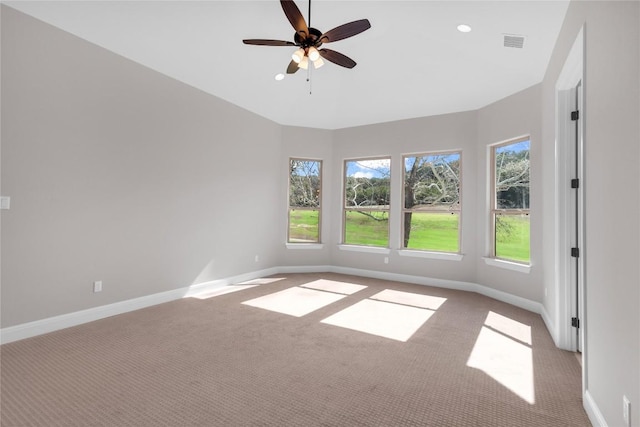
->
xmin=571 ymin=110 xmax=579 ymax=121
xmin=571 ymin=247 xmax=579 ymax=258
xmin=571 ymin=178 xmax=579 ymax=188
xmin=571 ymin=317 xmax=580 ymax=328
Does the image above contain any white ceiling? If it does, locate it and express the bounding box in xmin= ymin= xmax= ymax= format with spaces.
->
xmin=4 ymin=0 xmax=570 ymax=129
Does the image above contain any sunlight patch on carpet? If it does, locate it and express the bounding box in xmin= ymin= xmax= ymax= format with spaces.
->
xmin=321 ymin=299 xmax=435 ymax=342
xmin=242 ymin=287 xmax=346 ymax=317
xmin=370 ymin=289 xmax=447 ymax=310
xmin=484 ymin=311 xmax=532 ymax=345
xmin=301 ymin=279 xmax=367 ymax=295
xmin=467 ymin=312 xmax=535 ymax=404
xmin=237 ymin=277 xmax=286 ymax=285
xmin=190 ymin=285 xmax=258 ymax=299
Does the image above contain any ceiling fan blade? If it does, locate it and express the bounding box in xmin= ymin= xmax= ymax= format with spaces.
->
xmin=286 ymin=60 xmax=300 ymax=74
xmin=319 ymin=19 xmax=371 ymax=44
xmin=319 ymin=48 xmax=357 ymax=69
xmin=280 ymin=0 xmax=309 ymax=37
xmin=243 ymin=39 xmax=296 ymax=46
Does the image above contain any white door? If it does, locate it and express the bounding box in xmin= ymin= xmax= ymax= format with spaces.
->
xmin=569 ymin=81 xmax=584 ymax=353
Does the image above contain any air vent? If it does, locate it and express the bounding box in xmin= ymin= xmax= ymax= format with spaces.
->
xmin=504 ymin=34 xmax=525 ymax=49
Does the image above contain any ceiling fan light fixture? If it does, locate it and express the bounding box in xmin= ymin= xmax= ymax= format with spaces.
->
xmin=292 ymin=48 xmax=305 ymax=63
xmin=243 ymin=1 xmax=371 ymax=75
xmin=308 ymin=47 xmax=320 ymax=61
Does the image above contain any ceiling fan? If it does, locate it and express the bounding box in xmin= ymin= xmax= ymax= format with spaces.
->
xmin=243 ymin=0 xmax=371 ymax=74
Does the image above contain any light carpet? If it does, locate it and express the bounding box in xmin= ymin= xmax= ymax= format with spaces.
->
xmin=1 ymin=273 xmax=590 ymax=426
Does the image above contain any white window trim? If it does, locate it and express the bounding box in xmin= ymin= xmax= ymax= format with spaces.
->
xmin=342 ymin=156 xmax=392 ymax=248
xmin=286 ymin=243 xmax=324 ymax=250
xmin=288 ymin=158 xmax=322 ymax=244
xmin=338 ymin=244 xmax=391 ymax=255
xmin=398 ymin=250 xmax=463 ymax=261
xmin=488 ymin=136 xmax=531 ymax=265
xmin=401 ymin=150 xmax=463 ymax=254
xmin=483 ymin=257 xmax=531 ymax=274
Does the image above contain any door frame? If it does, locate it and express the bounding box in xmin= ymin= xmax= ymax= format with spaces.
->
xmin=554 ymin=25 xmax=586 ymax=389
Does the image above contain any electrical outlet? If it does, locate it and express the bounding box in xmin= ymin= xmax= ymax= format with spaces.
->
xmin=0 ymin=196 xmax=10 ymax=210
xmin=254 ymin=255 xmax=259 ymax=263
xmin=384 ymin=257 xmax=389 ymax=264
xmin=93 ymin=281 xmax=102 ymax=293
xmin=623 ymin=395 xmax=630 ymax=427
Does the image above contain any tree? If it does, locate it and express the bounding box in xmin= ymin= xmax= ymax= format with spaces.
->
xmin=404 ymin=154 xmax=460 ymax=246
xmin=290 ymin=160 xmax=320 ymax=208
xmin=495 ymin=147 xmax=529 ymax=209
xmin=493 ymin=142 xmax=530 ymax=242
xmin=345 ymin=160 xmax=391 ymax=222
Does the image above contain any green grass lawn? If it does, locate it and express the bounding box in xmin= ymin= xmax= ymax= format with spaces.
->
xmin=290 ymin=210 xmax=530 ymax=263
xmin=344 ymin=211 xmax=390 ymax=246
xmin=404 ymin=212 xmax=459 ymax=252
xmin=288 ymin=209 xmax=319 ymax=242
xmin=495 ymin=215 xmax=530 ymax=263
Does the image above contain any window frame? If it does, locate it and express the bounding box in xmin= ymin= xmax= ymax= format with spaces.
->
xmin=401 ymin=150 xmax=463 ymax=254
xmin=342 ymin=156 xmax=391 ymax=248
xmin=287 ymin=158 xmax=323 ymax=244
xmin=489 ymin=136 xmax=531 ymax=265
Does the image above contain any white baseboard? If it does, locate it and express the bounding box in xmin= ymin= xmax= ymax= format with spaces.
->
xmin=276 ymin=265 xmax=334 ymax=274
xmin=584 ymin=389 xmax=607 ymax=427
xmin=474 ymin=282 xmax=543 ymax=314
xmin=326 ymin=265 xmax=545 ymax=316
xmin=0 ymin=267 xmax=279 ymax=345
xmin=182 ymin=267 xmax=280 ymax=297
xmin=0 ymin=287 xmax=186 ymax=345
xmin=328 ymin=265 xmax=477 ymax=292
xmin=1 ymin=265 xmax=546 ymax=345
xmin=539 ymin=304 xmax=559 ymax=345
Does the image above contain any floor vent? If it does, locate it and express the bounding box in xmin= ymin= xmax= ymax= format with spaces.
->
xmin=504 ymin=34 xmax=525 ymax=48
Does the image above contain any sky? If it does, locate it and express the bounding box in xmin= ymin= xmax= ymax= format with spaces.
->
xmin=346 ymin=159 xmax=390 ymax=179
xmin=496 ymin=139 xmax=530 ymax=154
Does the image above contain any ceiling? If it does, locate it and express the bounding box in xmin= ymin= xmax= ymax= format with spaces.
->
xmin=4 ymin=0 xmax=570 ymax=129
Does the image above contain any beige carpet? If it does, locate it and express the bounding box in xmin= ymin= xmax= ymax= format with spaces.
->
xmin=1 ymin=273 xmax=590 ymax=426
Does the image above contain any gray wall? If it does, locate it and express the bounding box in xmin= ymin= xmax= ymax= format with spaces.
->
xmin=2 ymin=3 xmax=547 ymax=325
xmin=476 ymin=85 xmax=543 ymax=302
xmin=540 ymin=1 xmax=639 ymax=425
xmin=1 ymin=6 xmax=283 ymax=327
xmin=329 ymin=111 xmax=479 ymax=283
xmin=279 ymin=126 xmax=333 ymax=266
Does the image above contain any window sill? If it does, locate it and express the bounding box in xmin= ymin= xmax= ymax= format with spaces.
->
xmin=483 ymin=257 xmax=531 ymax=274
xmin=398 ymin=250 xmax=463 ymax=261
xmin=286 ymin=243 xmax=324 ymax=250
xmin=338 ymin=245 xmax=391 ymax=255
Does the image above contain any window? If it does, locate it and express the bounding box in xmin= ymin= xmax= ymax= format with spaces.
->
xmin=490 ymin=138 xmax=530 ymax=264
xmin=288 ymin=159 xmax=322 ymax=243
xmin=402 ymin=151 xmax=461 ymax=253
xmin=343 ymin=158 xmax=391 ymax=247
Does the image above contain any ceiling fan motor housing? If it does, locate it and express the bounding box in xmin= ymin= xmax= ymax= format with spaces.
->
xmin=294 ymin=27 xmax=324 ymax=50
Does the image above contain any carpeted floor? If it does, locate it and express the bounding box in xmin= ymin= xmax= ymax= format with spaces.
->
xmin=1 ymin=273 xmax=590 ymax=426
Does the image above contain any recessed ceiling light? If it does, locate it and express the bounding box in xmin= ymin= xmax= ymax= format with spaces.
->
xmin=457 ymin=24 xmax=472 ymax=33
xmin=275 ymin=73 xmax=285 ymax=81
